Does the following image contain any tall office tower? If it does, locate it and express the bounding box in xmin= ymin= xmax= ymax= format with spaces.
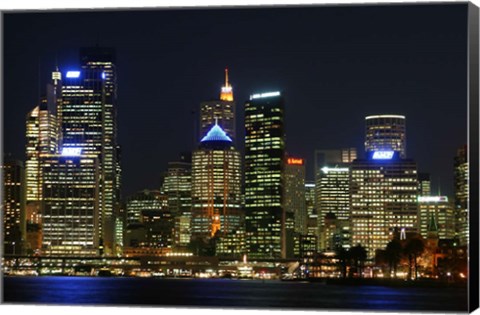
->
xmin=2 ymin=157 xmax=25 ymax=255
xmin=316 ymin=165 xmax=351 ymax=251
xmin=25 ymin=101 xmax=58 ymax=203
xmin=418 ymin=173 xmax=431 ymax=196
xmin=162 ymin=153 xmax=192 ymax=247
xmin=350 ymin=151 xmax=418 ymax=258
xmin=41 ymin=149 xmax=100 ymax=256
xmin=199 ymin=69 xmax=236 ymax=141
xmin=284 ymin=157 xmax=307 ymax=235
xmin=244 ymin=91 xmax=285 ymax=259
xmin=364 ymin=114 xmax=407 ymax=158
xmin=418 ymin=196 xmax=455 ymax=240
xmin=454 ymin=145 xmax=468 ymax=245
xmin=305 ymin=181 xmax=318 ymax=238
xmin=60 ymin=47 xmax=120 ymax=254
xmin=25 ymin=68 xmax=61 ymax=228
xmin=305 ymin=181 xmax=316 ymax=217
xmin=191 ymin=122 xmax=242 ymax=240
xmin=126 ymin=190 xmax=164 ymax=225
xmin=313 ymin=148 xmax=357 ymax=179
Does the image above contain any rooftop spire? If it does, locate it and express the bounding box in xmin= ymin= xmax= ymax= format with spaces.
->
xmin=220 ymin=67 xmax=234 ymax=101
xmin=225 ymin=68 xmax=229 ymax=87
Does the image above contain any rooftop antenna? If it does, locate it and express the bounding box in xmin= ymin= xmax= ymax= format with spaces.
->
xmin=225 ymin=68 xmax=229 ymax=87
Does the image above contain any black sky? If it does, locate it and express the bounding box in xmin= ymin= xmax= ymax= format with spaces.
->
xmin=3 ymin=3 xmax=468 ymax=197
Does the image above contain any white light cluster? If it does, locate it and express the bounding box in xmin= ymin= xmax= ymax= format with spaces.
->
xmin=418 ymin=196 xmax=448 ymax=203
xmin=365 ymin=115 xmax=405 ymax=120
xmin=250 ymin=91 xmax=280 ymax=100
xmin=372 ymin=151 xmax=394 ymax=159
xmin=321 ymin=167 xmax=349 ymax=174
xmin=61 ymin=147 xmax=83 ymax=156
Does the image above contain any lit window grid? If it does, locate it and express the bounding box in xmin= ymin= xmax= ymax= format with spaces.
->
xmin=350 ymin=160 xmax=418 ymax=258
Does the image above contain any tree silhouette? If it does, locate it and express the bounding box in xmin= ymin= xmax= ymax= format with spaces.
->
xmin=335 ymin=246 xmax=349 ymax=279
xmin=404 ymin=238 xmax=425 ymax=280
xmin=385 ymin=239 xmax=402 ymax=278
xmin=350 ymin=244 xmax=367 ymax=278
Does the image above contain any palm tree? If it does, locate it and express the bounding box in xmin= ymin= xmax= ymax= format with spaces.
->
xmin=350 ymin=244 xmax=367 ymax=278
xmin=385 ymin=239 xmax=402 ymax=278
xmin=404 ymin=238 xmax=425 ymax=280
xmin=335 ymin=246 xmax=349 ymax=279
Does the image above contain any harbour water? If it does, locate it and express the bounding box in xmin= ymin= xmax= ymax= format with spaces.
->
xmin=2 ymin=276 xmax=468 ymax=312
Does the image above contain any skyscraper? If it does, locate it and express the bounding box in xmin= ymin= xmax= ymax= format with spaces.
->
xmin=454 ymin=145 xmax=468 ymax=245
xmin=59 ymin=47 xmax=120 ymax=254
xmin=305 ymin=181 xmax=318 ymax=239
xmin=25 ymin=68 xmax=60 ymax=230
xmin=365 ymin=115 xmax=406 ymax=158
xmin=191 ymin=122 xmax=242 ymax=240
xmin=316 ymin=165 xmax=351 ymax=251
xmin=199 ymin=69 xmax=236 ymax=141
xmin=418 ymin=196 xmax=455 ymax=240
xmin=244 ymin=91 xmax=285 ymax=259
xmin=350 ymin=152 xmax=418 ymax=258
xmin=126 ymin=190 xmax=164 ymax=225
xmin=284 ymin=157 xmax=307 ymax=235
xmin=418 ymin=172 xmax=432 ymax=196
xmin=2 ymin=157 xmax=25 ymax=255
xmin=41 ymin=150 xmax=100 ymax=256
xmin=25 ymin=102 xmax=58 ymax=204
xmin=313 ymin=148 xmax=357 ymax=179
xmin=161 ymin=153 xmax=192 ymax=247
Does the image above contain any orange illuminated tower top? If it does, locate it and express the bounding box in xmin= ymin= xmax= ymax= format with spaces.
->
xmin=220 ymin=68 xmax=234 ymax=101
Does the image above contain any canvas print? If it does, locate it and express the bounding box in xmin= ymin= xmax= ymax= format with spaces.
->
xmin=1 ymin=2 xmax=478 ymax=313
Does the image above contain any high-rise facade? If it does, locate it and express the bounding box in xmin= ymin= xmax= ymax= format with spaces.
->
xmin=25 ymin=69 xmax=61 ymax=230
xmin=418 ymin=173 xmax=431 ymax=196
xmin=2 ymin=157 xmax=25 ymax=255
xmin=316 ymin=165 xmax=351 ymax=251
xmin=454 ymin=145 xmax=468 ymax=245
xmin=199 ymin=69 xmax=236 ymax=141
xmin=284 ymin=157 xmax=307 ymax=235
xmin=191 ymin=123 xmax=242 ymax=240
xmin=350 ymin=152 xmax=418 ymax=258
xmin=244 ymin=91 xmax=285 ymax=259
xmin=162 ymin=154 xmax=192 ymax=247
xmin=305 ymin=181 xmax=318 ymax=239
xmin=313 ymin=148 xmax=357 ymax=179
xmin=365 ymin=115 xmax=406 ymax=158
xmin=126 ymin=190 xmax=164 ymax=225
xmin=41 ymin=151 xmax=100 ymax=256
xmin=418 ymin=196 xmax=455 ymax=240
xmin=60 ymin=47 xmax=120 ymax=254
xmin=25 ymin=103 xmax=58 ymax=203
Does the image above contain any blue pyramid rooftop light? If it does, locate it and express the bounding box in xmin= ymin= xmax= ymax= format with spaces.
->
xmin=201 ymin=120 xmax=232 ymax=143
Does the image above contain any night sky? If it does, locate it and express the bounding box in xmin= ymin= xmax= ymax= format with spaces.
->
xmin=4 ymin=3 xmax=468 ymax=198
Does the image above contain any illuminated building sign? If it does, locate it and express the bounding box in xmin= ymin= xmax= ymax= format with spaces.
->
xmin=102 ymin=72 xmax=106 ymax=79
xmin=372 ymin=151 xmax=395 ymax=160
xmin=418 ymin=196 xmax=449 ymax=203
xmin=250 ymin=91 xmax=281 ymax=100
xmin=287 ymin=158 xmax=304 ymax=165
xmin=61 ymin=147 xmax=83 ymax=156
xmin=321 ymin=167 xmax=349 ymax=174
xmin=365 ymin=115 xmax=405 ymax=120
xmin=66 ymin=71 xmax=81 ymax=78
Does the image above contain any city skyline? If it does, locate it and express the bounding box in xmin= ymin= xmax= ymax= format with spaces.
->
xmin=4 ymin=4 xmax=468 ymax=197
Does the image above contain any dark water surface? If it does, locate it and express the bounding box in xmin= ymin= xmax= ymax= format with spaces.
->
xmin=2 ymin=277 xmax=468 ymax=312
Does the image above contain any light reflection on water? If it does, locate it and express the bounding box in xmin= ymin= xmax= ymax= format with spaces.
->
xmin=3 ymin=277 xmax=468 ymax=312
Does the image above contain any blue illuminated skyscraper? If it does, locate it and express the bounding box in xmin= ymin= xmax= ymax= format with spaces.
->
xmin=191 ymin=122 xmax=242 ymax=241
xmin=59 ymin=47 xmax=121 ymax=255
